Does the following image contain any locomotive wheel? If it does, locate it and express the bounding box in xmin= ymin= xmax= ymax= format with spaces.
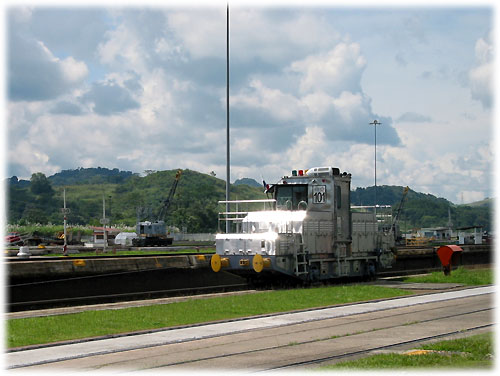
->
xmin=252 ymin=254 xmax=264 ymax=273
xmin=211 ymin=254 xmax=222 ymax=272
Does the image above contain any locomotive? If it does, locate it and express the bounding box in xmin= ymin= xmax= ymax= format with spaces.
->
xmin=211 ymin=166 xmax=396 ymax=282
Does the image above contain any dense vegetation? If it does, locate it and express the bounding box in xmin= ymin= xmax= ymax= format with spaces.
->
xmin=5 ymin=168 xmax=493 ymax=232
xmin=6 ymin=168 xmax=266 ymax=232
xmin=352 ymin=185 xmax=492 ymax=231
xmin=49 ymin=167 xmax=135 ymax=186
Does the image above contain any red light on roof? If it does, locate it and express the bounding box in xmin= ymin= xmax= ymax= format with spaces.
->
xmin=298 ymin=170 xmax=304 ymax=176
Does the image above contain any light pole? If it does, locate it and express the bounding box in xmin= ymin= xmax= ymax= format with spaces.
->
xmin=369 ymin=120 xmax=382 ymax=214
xmin=225 ymin=4 xmax=230 ymax=233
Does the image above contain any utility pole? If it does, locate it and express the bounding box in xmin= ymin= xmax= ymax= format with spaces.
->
xmin=61 ymin=188 xmax=70 ymax=256
xmin=369 ymin=120 xmax=381 ymax=217
xmin=101 ymin=194 xmax=109 ymax=252
xmin=225 ymin=3 xmax=230 ymax=233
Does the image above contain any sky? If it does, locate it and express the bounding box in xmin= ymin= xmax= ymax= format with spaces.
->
xmin=1 ymin=0 xmax=496 ymax=204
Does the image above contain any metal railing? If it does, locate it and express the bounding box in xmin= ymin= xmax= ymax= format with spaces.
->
xmin=218 ymin=199 xmax=276 ymax=233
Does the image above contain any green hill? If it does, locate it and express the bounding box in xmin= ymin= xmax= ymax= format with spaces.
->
xmin=5 ymin=169 xmax=493 ymax=232
xmin=463 ymin=197 xmax=493 ymax=207
xmin=234 ymin=178 xmax=261 ymax=188
xmin=352 ymin=185 xmax=492 ymax=231
xmin=48 ymin=167 xmax=135 ymax=185
xmin=6 ymin=168 xmax=267 ymax=232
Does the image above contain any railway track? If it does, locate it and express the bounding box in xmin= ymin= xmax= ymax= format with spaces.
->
xmin=269 ymin=314 xmax=493 ymax=370
xmin=142 ymin=308 xmax=493 ymax=370
xmin=7 ymin=287 xmax=494 ymax=370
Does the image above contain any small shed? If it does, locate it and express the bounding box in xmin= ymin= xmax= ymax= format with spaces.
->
xmin=417 ymin=227 xmax=453 ymax=241
xmin=115 ymin=232 xmax=138 ymax=246
xmin=91 ymin=227 xmax=120 ymax=245
xmin=456 ymin=226 xmax=483 ymax=245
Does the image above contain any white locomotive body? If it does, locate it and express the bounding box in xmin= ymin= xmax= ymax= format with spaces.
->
xmin=211 ymin=167 xmax=395 ymax=282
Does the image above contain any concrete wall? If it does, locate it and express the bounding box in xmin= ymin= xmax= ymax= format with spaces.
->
xmin=173 ymin=233 xmax=216 ymax=242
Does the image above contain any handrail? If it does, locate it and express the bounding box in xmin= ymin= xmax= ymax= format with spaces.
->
xmin=217 ymin=199 xmax=277 ymax=233
xmin=219 ymin=199 xmax=276 ymax=204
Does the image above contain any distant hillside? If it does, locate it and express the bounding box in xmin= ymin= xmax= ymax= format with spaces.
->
xmin=351 ymin=185 xmax=491 ymax=231
xmin=234 ymin=178 xmax=262 ymax=188
xmin=6 ymin=176 xmax=30 ymax=188
xmin=463 ymin=197 xmax=494 ymax=208
xmin=49 ymin=167 xmax=135 ymax=185
xmin=5 ymin=169 xmax=492 ymax=232
xmin=6 ymin=168 xmax=267 ymax=232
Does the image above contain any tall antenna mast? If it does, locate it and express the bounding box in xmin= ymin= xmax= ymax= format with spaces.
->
xmin=225 ymin=3 xmax=230 ymax=233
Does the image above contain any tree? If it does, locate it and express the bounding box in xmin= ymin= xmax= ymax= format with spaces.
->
xmin=30 ymin=172 xmax=54 ymax=196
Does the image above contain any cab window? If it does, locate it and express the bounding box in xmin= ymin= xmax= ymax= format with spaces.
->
xmin=275 ymin=185 xmax=308 ymax=210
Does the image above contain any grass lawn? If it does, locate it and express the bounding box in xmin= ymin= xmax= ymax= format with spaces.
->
xmin=403 ymin=267 xmax=493 ymax=286
xmin=7 ymin=285 xmax=410 ymax=348
xmin=319 ymin=332 xmax=494 ymax=369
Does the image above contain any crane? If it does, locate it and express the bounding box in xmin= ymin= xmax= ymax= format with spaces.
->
xmin=133 ymin=169 xmax=182 ymax=247
xmin=391 ymin=186 xmax=409 ymax=244
xmin=156 ymin=169 xmax=182 ymax=221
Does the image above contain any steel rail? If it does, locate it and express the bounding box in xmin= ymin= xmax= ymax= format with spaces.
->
xmin=131 ymin=307 xmax=495 ymax=370
xmin=269 ymin=323 xmax=494 ymax=370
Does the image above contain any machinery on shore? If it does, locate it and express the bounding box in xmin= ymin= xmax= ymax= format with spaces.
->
xmin=132 ymin=169 xmax=182 ymax=247
xmin=392 ymin=186 xmax=409 ymax=244
xmin=211 ymin=166 xmax=396 ymax=283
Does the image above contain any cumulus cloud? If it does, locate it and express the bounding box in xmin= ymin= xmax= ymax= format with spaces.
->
xmin=50 ymin=101 xmax=84 ymax=116
xmin=228 ymin=37 xmax=402 ymax=149
xmin=469 ymin=32 xmax=493 ymax=108
xmin=29 ymin=8 xmax=109 ymax=62
xmin=396 ymin=112 xmax=432 ymax=123
xmin=289 ymin=42 xmax=366 ymax=95
xmin=5 ymin=7 xmax=493 ymax=204
xmin=80 ymin=80 xmax=140 ymax=115
xmin=231 ymin=79 xmax=302 ymax=122
xmin=8 ymin=33 xmax=88 ymax=101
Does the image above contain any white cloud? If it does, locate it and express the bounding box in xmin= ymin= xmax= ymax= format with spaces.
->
xmin=80 ymin=80 xmax=140 ymax=116
xmin=166 ymin=9 xmax=225 ymax=59
xmin=289 ymin=42 xmax=366 ymax=95
xmin=60 ymin=56 xmax=89 ymax=84
xmin=4 ymin=7 xmax=493 ymax=205
xmin=469 ymin=32 xmax=493 ymax=108
xmin=331 ymin=91 xmax=364 ymax=123
xmin=98 ymin=23 xmax=147 ymax=72
xmin=231 ymin=79 xmax=301 ymax=122
xmin=231 ymin=11 xmax=340 ymax=65
xmin=9 ymin=6 xmax=33 ymax=24
xmin=8 ymin=34 xmax=88 ymax=101
xmin=461 ymin=191 xmax=486 ymax=204
xmin=396 ymin=112 xmax=432 ymax=123
xmin=8 ymin=140 xmax=53 ymax=177
xmin=166 ymin=9 xmax=341 ymax=66
xmin=286 ymin=126 xmax=327 ymax=168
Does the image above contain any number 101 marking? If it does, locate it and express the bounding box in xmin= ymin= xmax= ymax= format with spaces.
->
xmin=313 ymin=186 xmax=326 ymax=204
